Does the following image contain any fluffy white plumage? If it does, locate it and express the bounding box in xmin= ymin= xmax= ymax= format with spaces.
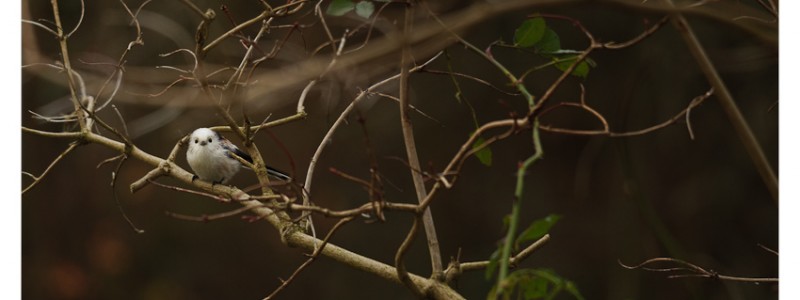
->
xmin=186 ymin=128 xmax=245 ymax=184
xmin=186 ymin=128 xmax=291 ymax=184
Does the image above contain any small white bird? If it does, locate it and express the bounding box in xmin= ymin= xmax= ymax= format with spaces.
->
xmin=186 ymin=128 xmax=291 ymax=184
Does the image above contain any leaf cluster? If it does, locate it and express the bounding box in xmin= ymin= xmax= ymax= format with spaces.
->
xmin=513 ymin=17 xmax=592 ymax=78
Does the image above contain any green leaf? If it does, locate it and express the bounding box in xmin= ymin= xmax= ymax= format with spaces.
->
xmin=564 ymin=280 xmax=586 ymax=300
xmin=534 ymin=28 xmax=561 ymax=54
xmin=502 ymin=214 xmax=511 ymax=231
xmin=521 ymin=276 xmax=549 ymax=299
xmin=354 ymin=1 xmax=375 ymax=19
xmin=489 ymin=268 xmax=583 ymax=300
xmin=515 ymin=214 xmax=561 ymax=247
xmin=514 ymin=17 xmax=546 ymax=48
xmin=326 ymin=0 xmax=355 ymax=16
xmin=473 ymin=136 xmax=493 ymax=166
xmin=485 ymin=248 xmax=501 ymax=280
xmin=554 ymin=56 xmax=590 ymax=78
xmin=531 ymin=269 xmax=561 ymax=284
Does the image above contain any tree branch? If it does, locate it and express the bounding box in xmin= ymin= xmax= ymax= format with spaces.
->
xmin=662 ymin=0 xmax=778 ymax=204
xmin=398 ymin=1 xmax=444 ymax=281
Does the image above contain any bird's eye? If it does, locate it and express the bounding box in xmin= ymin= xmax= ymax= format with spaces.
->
xmin=194 ymin=139 xmax=198 ymax=144
xmin=208 ymin=138 xmax=213 ymax=143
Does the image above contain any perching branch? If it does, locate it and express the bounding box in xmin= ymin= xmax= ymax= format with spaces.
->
xmin=22 ymin=1 xmax=776 ymax=299
xmin=22 ymin=127 xmax=464 ymax=298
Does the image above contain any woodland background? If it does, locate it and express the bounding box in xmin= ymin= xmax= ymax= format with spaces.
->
xmin=21 ymin=0 xmax=777 ymax=299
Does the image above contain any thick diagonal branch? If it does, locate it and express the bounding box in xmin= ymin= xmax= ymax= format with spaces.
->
xmin=23 ymin=128 xmax=465 ymax=299
xmin=398 ymin=2 xmax=444 ymax=280
xmin=662 ymin=0 xmax=778 ymax=204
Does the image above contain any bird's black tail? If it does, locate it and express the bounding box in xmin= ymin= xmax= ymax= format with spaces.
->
xmin=267 ymin=166 xmax=292 ymax=181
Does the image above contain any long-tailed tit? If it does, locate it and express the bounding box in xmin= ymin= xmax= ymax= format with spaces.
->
xmin=186 ymin=128 xmax=291 ymax=184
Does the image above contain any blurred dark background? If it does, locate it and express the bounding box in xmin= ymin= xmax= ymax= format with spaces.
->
xmin=22 ymin=0 xmax=777 ymax=299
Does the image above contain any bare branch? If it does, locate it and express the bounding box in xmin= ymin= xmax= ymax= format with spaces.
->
xmin=65 ymin=0 xmax=85 ymax=38
xmin=620 ymin=257 xmax=778 ymax=283
xmin=538 ymin=88 xmax=713 ymax=137
xmin=166 ymin=205 xmax=262 ymax=222
xmin=50 ymin=0 xmax=87 ymax=129
xmin=395 ymin=217 xmax=425 ymax=297
xmin=303 ymin=52 xmax=443 ymax=195
xmin=663 ymin=0 xmax=778 ymax=204
xmin=21 ymin=19 xmax=58 ymax=36
xmin=202 ymin=1 xmax=307 ymax=54
xmin=263 ymin=217 xmax=355 ymax=300
xmin=109 ymin=154 xmax=145 ymax=233
xmin=398 ymin=2 xmax=443 ymax=280
xmin=22 ymin=142 xmax=79 ymax=194
xmin=178 ymin=0 xmax=209 ymax=19
xmin=444 ymin=234 xmax=551 ymax=283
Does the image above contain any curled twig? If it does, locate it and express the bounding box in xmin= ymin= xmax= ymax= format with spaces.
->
xmin=395 ymin=216 xmax=425 ymax=297
xmin=110 ymin=154 xmax=145 ymax=233
xmin=619 ymin=257 xmax=778 ymax=283
xmin=539 ymin=88 xmax=714 ymax=138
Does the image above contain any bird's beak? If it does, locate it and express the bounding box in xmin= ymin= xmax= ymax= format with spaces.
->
xmin=200 ymin=141 xmax=207 ymax=146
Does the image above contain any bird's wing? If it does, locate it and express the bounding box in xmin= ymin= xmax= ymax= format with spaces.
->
xmin=220 ymin=137 xmax=254 ymax=164
xmin=228 ymin=146 xmax=254 ymax=164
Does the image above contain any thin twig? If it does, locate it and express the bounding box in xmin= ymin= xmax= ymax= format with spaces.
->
xmin=329 ymin=167 xmax=372 ymax=188
xmin=417 ymin=117 xmax=527 ymax=211
xmin=662 ymin=0 xmax=778 ymax=204
xmin=757 ymin=244 xmax=778 ymax=256
xmin=314 ymin=1 xmax=337 ymax=53
xmin=22 ymin=142 xmax=79 ymax=194
xmin=602 ymin=16 xmax=669 ymax=49
xmin=147 ymin=179 xmax=231 ymax=203
xmin=297 ymin=29 xmax=349 ymax=115
xmin=111 ymin=105 xmax=130 ymax=138
xmin=290 ymin=201 xmax=418 ymax=218
xmin=395 ymin=216 xmax=425 ymax=297
xmin=303 ymin=52 xmax=443 ymax=196
xmin=420 ymin=69 xmax=519 ymax=96
xmin=370 ymin=92 xmax=440 ymax=124
xmin=50 ymin=0 xmax=86 ymax=129
xmin=21 ymin=19 xmax=59 ymax=36
xmin=538 ymin=88 xmax=713 ymax=137
xmin=444 ymin=234 xmax=550 ymax=283
xmin=263 ymin=217 xmax=355 ymax=300
xmin=65 ymin=0 xmax=85 ymax=38
xmin=202 ymin=1 xmax=307 ymax=53
xmin=110 ymin=154 xmax=145 ymax=233
xmin=178 ymin=0 xmax=208 ymax=19
xmin=619 ymin=257 xmax=778 ymax=283
xmin=225 ymin=18 xmax=271 ymax=92
xmin=166 ymin=205 xmax=264 ymax=222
